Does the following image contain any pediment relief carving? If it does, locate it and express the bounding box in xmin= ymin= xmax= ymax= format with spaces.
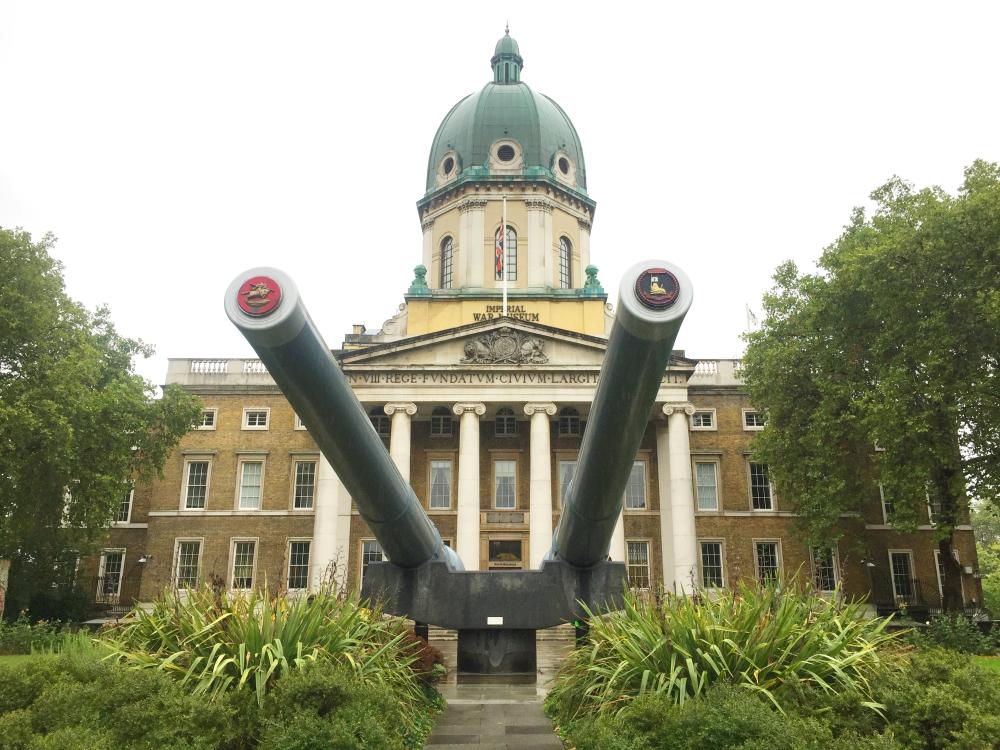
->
xmin=460 ymin=326 xmax=548 ymax=365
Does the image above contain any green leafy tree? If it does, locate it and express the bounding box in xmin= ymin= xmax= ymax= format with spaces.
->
xmin=0 ymin=228 xmax=202 ymax=618
xmin=741 ymin=162 xmax=1000 ymax=612
xmin=971 ymin=505 xmax=1000 ymax=614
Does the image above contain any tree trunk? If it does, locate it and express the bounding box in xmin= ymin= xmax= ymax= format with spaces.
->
xmin=0 ymin=559 xmax=9 ymax=620
xmin=938 ymin=535 xmax=966 ymax=613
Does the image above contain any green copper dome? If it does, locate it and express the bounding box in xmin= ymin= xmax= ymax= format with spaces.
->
xmin=422 ymin=32 xmax=590 ymax=203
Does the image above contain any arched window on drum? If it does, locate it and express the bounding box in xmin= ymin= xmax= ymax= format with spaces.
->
xmin=558 ymin=236 xmax=572 ymax=288
xmin=495 ymin=225 xmax=517 ymax=282
xmin=439 ymin=237 xmax=453 ymax=289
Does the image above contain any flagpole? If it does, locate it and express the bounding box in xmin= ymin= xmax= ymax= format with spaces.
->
xmin=502 ymin=195 xmax=508 ymax=317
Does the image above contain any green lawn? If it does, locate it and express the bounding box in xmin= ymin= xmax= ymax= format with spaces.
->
xmin=974 ymin=656 xmax=1000 ymax=675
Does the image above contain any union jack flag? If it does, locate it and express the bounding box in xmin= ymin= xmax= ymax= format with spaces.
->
xmin=495 ymin=226 xmax=505 ymax=280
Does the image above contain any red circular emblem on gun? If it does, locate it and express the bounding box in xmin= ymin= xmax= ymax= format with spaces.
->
xmin=635 ymin=268 xmax=679 ymax=310
xmin=237 ymin=276 xmax=282 ymax=316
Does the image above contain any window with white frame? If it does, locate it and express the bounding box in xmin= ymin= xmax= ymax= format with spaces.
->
xmin=197 ymin=408 xmax=217 ymax=430
xmin=558 ymin=407 xmax=581 ymax=437
xmin=754 ymin=541 xmax=781 ymax=583
xmin=691 ymin=410 xmax=716 ymax=430
xmin=812 ymin=547 xmax=838 ymax=591
xmin=558 ymin=460 xmax=577 ymax=507
xmin=748 ymin=463 xmax=773 ymax=510
xmin=935 ymin=549 xmax=945 ymax=602
xmin=294 ymin=413 xmax=308 ymax=431
xmin=430 ymin=407 xmax=453 ymax=436
xmin=927 ymin=488 xmax=942 ymax=525
xmin=699 ymin=541 xmax=725 ymax=588
xmin=231 ymin=540 xmax=257 ymax=589
xmin=361 ymin=540 xmax=386 ymax=585
xmin=98 ymin=549 xmax=125 ymax=600
xmin=116 ymin=487 xmax=134 ymax=523
xmin=934 ymin=549 xmax=964 ymax=605
xmin=293 ymin=460 xmax=316 ymax=509
xmin=694 ymin=461 xmax=719 ymax=511
xmin=626 ymin=541 xmax=651 ymax=589
xmin=369 ymin=407 xmax=390 ymax=438
xmin=495 ymin=407 xmax=516 ymax=437
xmin=623 ymin=461 xmax=646 ymax=509
xmin=287 ymin=541 xmax=310 ymax=590
xmin=183 ymin=459 xmax=210 ymax=509
xmin=743 ymin=409 xmax=766 ymax=430
xmin=879 ymin=483 xmax=895 ymax=523
xmin=175 ymin=540 xmax=202 ymax=588
xmin=494 ymin=460 xmax=516 ymax=509
xmin=242 ymin=408 xmax=270 ymax=430
xmin=889 ymin=550 xmax=914 ymax=601
xmin=238 ymin=460 xmax=264 ymax=509
xmin=429 ymin=459 xmax=453 ymax=509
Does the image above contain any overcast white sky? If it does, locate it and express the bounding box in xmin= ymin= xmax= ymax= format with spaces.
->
xmin=2 ymin=1 xmax=997 ymax=387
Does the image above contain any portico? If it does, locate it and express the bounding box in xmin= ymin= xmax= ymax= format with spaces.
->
xmin=309 ymin=318 xmax=700 ymax=591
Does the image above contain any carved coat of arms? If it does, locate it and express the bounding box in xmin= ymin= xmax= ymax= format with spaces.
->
xmin=460 ymin=327 xmax=548 ymax=365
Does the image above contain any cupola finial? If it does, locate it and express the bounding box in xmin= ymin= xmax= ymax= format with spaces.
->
xmin=491 ymin=27 xmax=523 ymax=84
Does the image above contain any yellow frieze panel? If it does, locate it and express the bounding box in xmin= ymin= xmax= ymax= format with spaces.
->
xmin=406 ymin=298 xmax=607 ymax=337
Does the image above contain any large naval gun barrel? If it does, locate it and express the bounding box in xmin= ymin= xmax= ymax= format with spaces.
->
xmin=224 ymin=268 xmax=460 ymax=570
xmin=551 ymin=260 xmax=693 ymax=569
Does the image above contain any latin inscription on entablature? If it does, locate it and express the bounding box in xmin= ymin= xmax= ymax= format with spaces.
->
xmin=344 ymin=370 xmax=688 ymax=385
xmin=346 ymin=371 xmax=600 ymax=385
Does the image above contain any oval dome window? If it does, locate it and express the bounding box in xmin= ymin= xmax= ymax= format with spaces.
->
xmin=558 ymin=157 xmax=570 ymax=175
xmin=497 ymin=145 xmax=516 ymax=162
xmin=443 ymin=156 xmax=455 ymax=174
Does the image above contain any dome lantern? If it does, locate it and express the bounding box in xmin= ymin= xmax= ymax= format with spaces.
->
xmin=491 ymin=27 xmax=523 ymax=84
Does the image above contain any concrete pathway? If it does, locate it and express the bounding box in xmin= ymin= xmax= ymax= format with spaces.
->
xmin=423 ymin=639 xmax=569 ymax=749
xmin=424 ymin=684 xmax=562 ymax=749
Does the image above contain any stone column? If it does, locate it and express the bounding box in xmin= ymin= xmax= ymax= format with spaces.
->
xmin=525 ymin=198 xmax=553 ymax=288
xmin=458 ymin=199 xmax=487 ymax=287
xmin=421 ymin=218 xmax=434 ymax=279
xmin=384 ymin=403 xmax=417 ymax=480
xmin=655 ymin=420 xmax=675 ymax=593
xmin=453 ymin=402 xmax=486 ymax=570
xmin=578 ymin=217 xmax=592 ymax=284
xmin=311 ymin=457 xmax=352 ymax=593
xmin=524 ymin=403 xmax=557 ymax=568
xmin=664 ymin=403 xmax=697 ymax=593
xmin=609 ymin=509 xmax=626 ymax=562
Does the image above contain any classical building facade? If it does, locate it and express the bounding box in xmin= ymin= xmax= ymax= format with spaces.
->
xmin=95 ymin=32 xmax=980 ymax=616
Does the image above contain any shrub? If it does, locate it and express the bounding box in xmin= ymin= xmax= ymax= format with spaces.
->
xmin=911 ymin=615 xmax=998 ymax=655
xmin=104 ymin=587 xmax=439 ymax=738
xmin=0 ymin=613 xmax=70 ymax=655
xmin=0 ymin=650 xmax=237 ymax=750
xmin=554 ymin=685 xmax=904 ymax=750
xmin=877 ymin=648 xmax=1000 ymax=749
xmin=258 ymin=661 xmax=409 ymax=749
xmin=546 ymin=581 xmax=897 ymax=719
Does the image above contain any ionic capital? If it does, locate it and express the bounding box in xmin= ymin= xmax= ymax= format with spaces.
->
xmin=577 ymin=217 xmax=592 ymax=231
xmin=383 ymin=402 xmax=417 ymax=417
xmin=523 ymin=402 xmax=557 ymax=417
xmin=662 ymin=402 xmax=696 ymax=417
xmin=452 ymin=402 xmax=487 ymax=417
xmin=420 ymin=219 xmax=435 ymax=232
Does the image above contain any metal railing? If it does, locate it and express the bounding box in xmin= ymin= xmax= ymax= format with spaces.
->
xmin=91 ymin=575 xmax=142 ymax=614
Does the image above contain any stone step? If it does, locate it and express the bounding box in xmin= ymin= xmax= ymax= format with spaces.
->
xmin=427 ymin=624 xmax=575 ymax=642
